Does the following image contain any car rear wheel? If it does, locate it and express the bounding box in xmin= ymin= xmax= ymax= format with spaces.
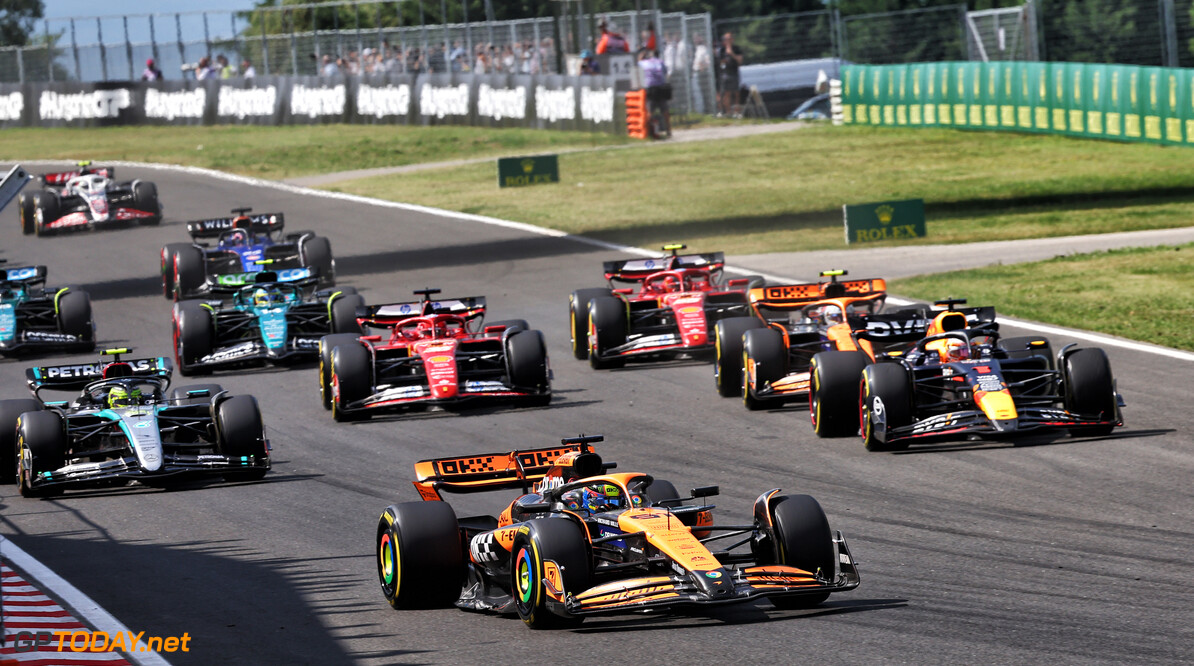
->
xmin=715 ymin=316 xmax=765 ymax=397
xmin=0 ymin=399 xmax=42 ymax=484
xmin=809 ymin=351 xmax=869 ymax=437
xmin=216 ymin=395 xmax=268 ymax=481
xmin=19 ymin=192 xmax=35 ymax=235
xmin=330 ymin=292 xmax=365 ymax=334
xmin=172 ymin=245 xmax=206 ymax=301
xmin=56 ymin=289 xmax=94 ymax=349
xmin=16 ymin=411 xmax=65 ymax=498
xmin=742 ymin=327 xmax=786 ymax=411
xmin=568 ymin=288 xmax=612 ymax=360
xmin=174 ymin=301 xmax=214 ymax=376
xmin=1063 ymin=348 xmax=1117 ymax=437
xmin=301 ymin=236 xmax=335 ymax=286
xmin=331 ymin=343 xmax=372 ymax=421
xmin=377 ymin=501 xmax=464 ymax=609
xmin=587 ymin=296 xmax=626 ymax=370
xmin=34 ymin=192 xmax=59 ymax=237
xmin=133 ymin=181 xmax=161 ymax=225
xmin=768 ymin=494 xmax=835 ymax=609
xmin=319 ymin=334 xmax=361 ymax=410
xmin=860 ymin=363 xmax=913 ymax=452
xmin=511 ymin=518 xmax=591 ymax=629
xmin=507 ymin=330 xmax=551 ymax=405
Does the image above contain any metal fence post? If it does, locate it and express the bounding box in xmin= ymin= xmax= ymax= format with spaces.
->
xmin=16 ymin=48 xmax=23 ymax=84
xmin=124 ymin=17 xmax=133 ymax=80
xmin=1161 ymin=0 xmax=1179 ymax=68
xmin=71 ymin=18 xmax=81 ymax=81
xmin=260 ymin=9 xmax=270 ymax=75
xmin=176 ymin=14 xmax=186 ymax=71
xmin=44 ymin=20 xmax=52 ymax=82
xmin=289 ymin=10 xmax=299 ymax=75
xmin=150 ymin=15 xmax=159 ymax=73
xmin=98 ymin=18 xmax=108 ymax=81
xmin=203 ymin=12 xmax=212 ymax=60
xmin=357 ymin=2 xmax=365 ymax=56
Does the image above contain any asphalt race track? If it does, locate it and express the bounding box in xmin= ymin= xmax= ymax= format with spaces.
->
xmin=1 ymin=163 xmax=1192 ymax=665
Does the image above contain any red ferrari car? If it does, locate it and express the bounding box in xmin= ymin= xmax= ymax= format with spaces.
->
xmin=568 ymin=245 xmax=763 ymax=369
xmin=318 ymin=289 xmax=550 ymax=420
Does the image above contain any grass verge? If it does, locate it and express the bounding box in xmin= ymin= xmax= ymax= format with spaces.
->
xmin=889 ymin=244 xmax=1194 ymax=351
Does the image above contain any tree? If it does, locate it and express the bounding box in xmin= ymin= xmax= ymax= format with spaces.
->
xmin=0 ymin=0 xmax=44 ymax=47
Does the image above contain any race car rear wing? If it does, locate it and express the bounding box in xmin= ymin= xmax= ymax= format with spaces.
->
xmin=2 ymin=265 xmax=48 ymax=285
xmin=186 ymin=212 xmax=285 ymax=239
xmin=603 ymin=252 xmax=725 ymax=284
xmin=40 ymin=164 xmax=115 ymax=185
xmin=357 ymin=297 xmax=485 ymax=327
xmin=750 ymin=278 xmax=886 ymax=309
xmin=26 ymin=356 xmax=173 ymax=392
xmin=853 ymin=306 xmax=996 ymax=342
xmin=412 ymin=442 xmax=588 ymax=500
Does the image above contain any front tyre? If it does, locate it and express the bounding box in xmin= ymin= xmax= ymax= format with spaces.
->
xmin=1063 ymin=348 xmax=1118 ymax=437
xmin=319 ymin=334 xmax=362 ymax=410
xmin=714 ymin=317 xmax=764 ymax=397
xmin=511 ymin=518 xmax=591 ymax=629
xmin=768 ymin=494 xmax=835 ymax=609
xmin=860 ymin=363 xmax=912 ymax=452
xmin=377 ymin=501 xmax=464 ymax=609
xmin=506 ymin=330 xmax=551 ymax=405
xmin=216 ymin=395 xmax=269 ymax=481
xmin=568 ymin=288 xmax=612 ymax=360
xmin=331 ymin=343 xmax=372 ymax=422
xmin=16 ymin=411 xmax=66 ymax=498
xmin=0 ymin=399 xmax=43 ymax=484
xmin=330 ymin=292 xmax=365 ymax=334
xmin=587 ymin=296 xmax=626 ymax=370
xmin=742 ymin=327 xmax=786 ymax=411
xmin=809 ymin=351 xmax=869 ymax=437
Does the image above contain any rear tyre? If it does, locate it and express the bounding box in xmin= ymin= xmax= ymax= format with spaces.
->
xmin=860 ymin=363 xmax=913 ymax=452
xmin=161 ymin=243 xmax=192 ymax=298
xmin=0 ymin=399 xmax=42 ymax=485
xmin=168 ymin=384 xmax=225 ymax=406
xmin=56 ymin=289 xmax=94 ymax=349
xmin=301 ymin=236 xmax=335 ymax=287
xmin=569 ymin=288 xmax=612 ymax=360
xmin=133 ymin=181 xmax=162 ymax=225
xmin=216 ymin=395 xmax=268 ymax=481
xmin=1063 ymin=348 xmax=1117 ymax=437
xmin=715 ymin=317 xmax=764 ymax=397
xmin=331 ymin=343 xmax=372 ymax=422
xmin=330 ymin=293 xmax=365 ymax=334
xmin=742 ymin=327 xmax=786 ymax=411
xmin=809 ymin=351 xmax=869 ymax=437
xmin=506 ymin=330 xmax=551 ymax=405
xmin=16 ymin=410 xmax=66 ymax=498
xmin=19 ymin=192 xmax=35 ymax=235
xmin=377 ymin=501 xmax=464 ymax=609
xmin=587 ymin=297 xmax=626 ymax=370
xmin=172 ymin=245 xmax=206 ymax=301
xmin=319 ymin=334 xmax=362 ymax=410
xmin=174 ymin=301 xmax=214 ymax=377
xmin=511 ymin=518 xmax=591 ymax=629
xmin=768 ymin=494 xmax=835 ymax=609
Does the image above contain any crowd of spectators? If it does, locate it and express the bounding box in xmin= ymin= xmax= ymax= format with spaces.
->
xmin=315 ymin=38 xmax=558 ymax=76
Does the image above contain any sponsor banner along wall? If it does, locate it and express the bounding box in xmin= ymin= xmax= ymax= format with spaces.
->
xmin=0 ymin=74 xmax=620 ymax=134
xmin=840 ymin=61 xmax=1194 ymax=146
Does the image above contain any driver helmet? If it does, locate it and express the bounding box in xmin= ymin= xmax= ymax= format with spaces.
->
xmin=253 ymin=287 xmax=271 ymax=307
xmin=820 ymin=304 xmax=844 ymax=325
xmin=941 ymin=338 xmax=970 ymax=362
xmin=108 ymin=385 xmax=141 ymax=409
xmin=562 ymin=484 xmax=624 ymax=515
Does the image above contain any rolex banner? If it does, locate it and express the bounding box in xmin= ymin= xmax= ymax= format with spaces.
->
xmin=843 ymin=199 xmax=926 ymax=245
xmin=497 ymin=154 xmax=560 ymax=188
xmin=840 ymin=61 xmax=1194 ymax=147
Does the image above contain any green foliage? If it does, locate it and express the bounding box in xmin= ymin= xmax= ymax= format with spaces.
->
xmin=0 ymin=0 xmax=43 ymax=47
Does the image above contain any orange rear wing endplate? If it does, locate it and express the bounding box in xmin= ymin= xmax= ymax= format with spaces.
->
xmin=412 ymin=443 xmax=583 ymax=500
xmin=750 ymin=279 xmax=886 ymax=309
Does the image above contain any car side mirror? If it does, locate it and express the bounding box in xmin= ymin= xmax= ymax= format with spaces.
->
xmin=691 ymin=485 xmax=719 ymax=498
xmin=187 ymin=389 xmax=211 ymax=397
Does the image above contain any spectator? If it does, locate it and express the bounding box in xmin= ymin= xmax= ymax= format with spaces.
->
xmin=638 ymin=49 xmax=670 ymax=136
xmin=580 ymin=49 xmax=600 ymax=75
xmin=641 ymin=22 xmax=657 ymax=54
xmin=216 ymin=54 xmax=234 ymax=79
xmin=241 ymin=58 xmax=256 ymax=78
xmin=540 ymin=37 xmax=555 ymax=74
xmin=596 ymin=20 xmax=629 ymax=54
xmin=716 ymin=32 xmax=743 ymax=117
xmin=320 ymin=54 xmax=338 ymax=77
xmin=141 ymin=58 xmax=162 ymax=81
xmin=692 ymin=33 xmax=711 ymax=114
xmin=501 ymin=44 xmax=516 ymax=72
xmin=449 ymin=40 xmax=465 ymax=65
xmin=195 ymin=56 xmax=217 ymax=80
xmin=474 ymin=45 xmax=488 ymax=74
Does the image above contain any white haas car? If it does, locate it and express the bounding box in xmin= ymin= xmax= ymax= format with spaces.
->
xmin=21 ymin=165 xmax=161 ymax=236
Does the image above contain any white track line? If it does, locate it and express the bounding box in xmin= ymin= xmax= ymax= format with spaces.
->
xmin=1 ymin=536 xmax=171 ymax=666
xmin=16 ymin=159 xmax=1192 ymax=362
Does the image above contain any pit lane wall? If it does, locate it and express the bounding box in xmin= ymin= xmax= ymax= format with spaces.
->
xmin=840 ymin=61 xmax=1194 ymax=146
xmin=0 ymin=73 xmax=620 ymax=134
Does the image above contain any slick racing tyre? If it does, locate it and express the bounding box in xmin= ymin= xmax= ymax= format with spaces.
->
xmin=300 ymin=236 xmax=335 ymax=287
xmin=1063 ymin=348 xmax=1117 ymax=437
xmin=329 ymin=292 xmax=365 ymax=334
xmin=715 ymin=317 xmax=765 ymax=398
xmin=767 ymin=494 xmax=835 ymax=609
xmin=133 ymin=181 xmax=162 ymax=225
xmin=809 ymin=351 xmax=869 ymax=437
xmin=161 ymin=243 xmax=193 ymax=298
xmin=0 ymin=399 xmax=42 ymax=484
xmin=742 ymin=327 xmax=786 ymax=411
xmin=511 ymin=518 xmax=591 ymax=629
xmin=860 ymin=363 xmax=913 ymax=452
xmin=377 ymin=501 xmax=464 ymax=609
xmin=587 ymin=296 xmax=626 ymax=370
xmin=56 ymin=289 xmax=94 ymax=350
xmin=33 ymin=191 xmax=60 ymax=237
xmin=174 ymin=301 xmax=214 ymax=376
xmin=506 ymin=330 xmax=551 ymax=406
xmin=568 ymin=288 xmax=612 ymax=360
xmin=216 ymin=395 xmax=269 ymax=481
xmin=168 ymin=384 xmax=225 ymax=406
xmin=331 ymin=343 xmax=372 ymax=422
xmin=319 ymin=334 xmax=362 ymax=410
xmin=16 ymin=410 xmax=65 ymax=498
xmin=19 ymin=192 xmax=35 ymax=235
xmin=172 ymin=245 xmax=206 ymax=301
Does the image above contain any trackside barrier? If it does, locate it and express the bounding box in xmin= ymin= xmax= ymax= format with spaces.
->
xmin=625 ymin=89 xmax=648 ymax=139
xmin=839 ymin=61 xmax=1194 ymax=146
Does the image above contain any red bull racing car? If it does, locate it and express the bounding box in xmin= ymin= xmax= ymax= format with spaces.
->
xmin=376 ymin=435 xmax=859 ymax=628
xmin=320 ymin=288 xmax=550 ymax=421
xmin=19 ymin=163 xmax=161 ymax=236
xmin=568 ymin=245 xmax=763 ymax=369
